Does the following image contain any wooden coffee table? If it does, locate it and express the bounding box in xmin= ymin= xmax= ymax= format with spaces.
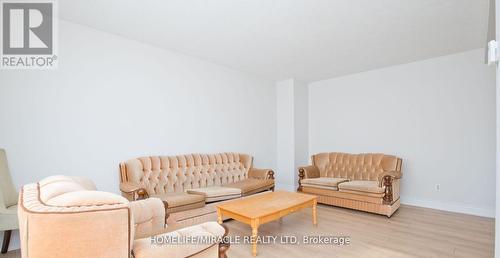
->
xmin=216 ymin=191 xmax=317 ymax=256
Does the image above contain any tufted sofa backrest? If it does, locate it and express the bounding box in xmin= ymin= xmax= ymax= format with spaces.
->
xmin=120 ymin=153 xmax=253 ymax=195
xmin=312 ymin=152 xmax=402 ymax=181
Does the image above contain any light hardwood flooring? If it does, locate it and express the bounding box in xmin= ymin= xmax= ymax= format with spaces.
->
xmin=1 ymin=204 xmax=494 ymax=258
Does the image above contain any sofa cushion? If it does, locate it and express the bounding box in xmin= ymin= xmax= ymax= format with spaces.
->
xmin=338 ymin=180 xmax=385 ymax=197
xmin=151 ymin=192 xmax=206 ymax=213
xmin=186 ymin=186 xmax=241 ymax=203
xmin=301 ymin=177 xmax=349 ymax=190
xmin=223 ymin=178 xmax=274 ymax=195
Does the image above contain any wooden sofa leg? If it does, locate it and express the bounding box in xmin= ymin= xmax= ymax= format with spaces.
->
xmin=1 ymin=230 xmax=12 ymax=254
xmin=270 ymin=186 xmax=275 ymax=192
xmin=219 ymin=224 xmax=230 ymax=258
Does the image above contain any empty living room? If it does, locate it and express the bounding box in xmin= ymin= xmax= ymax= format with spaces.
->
xmin=1 ymin=0 xmax=499 ymax=257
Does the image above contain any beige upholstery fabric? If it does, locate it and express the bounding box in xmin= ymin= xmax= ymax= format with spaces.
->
xmin=120 ymin=152 xmax=275 ymax=216
xmin=129 ymin=198 xmax=166 ymax=240
xmin=298 ymin=165 xmax=320 ymax=179
xmin=38 ymin=175 xmax=97 ymax=203
xmin=151 ymin=192 xmax=206 ymax=213
xmin=19 ymin=180 xmax=131 ymax=258
xmin=0 ymin=149 xmax=19 ymax=232
xmin=338 ymin=180 xmax=385 ymax=194
xmin=46 ymin=190 xmax=129 ymax=207
xmin=298 ymin=152 xmax=402 ymax=217
xmin=302 ymin=186 xmax=384 ymax=204
xmin=121 ymin=153 xmax=252 ymax=194
xmin=248 ymin=168 xmax=274 ymax=180
xmin=187 ymin=186 xmax=241 ymax=202
xmin=312 ymin=152 xmax=399 ymax=181
xmin=19 ymin=175 xmax=227 ymax=258
xmin=301 ymin=177 xmax=349 ymax=190
xmin=133 ymin=221 xmax=225 ymax=258
xmin=223 ymin=178 xmax=274 ymax=195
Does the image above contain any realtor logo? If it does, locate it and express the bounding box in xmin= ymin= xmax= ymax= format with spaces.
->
xmin=1 ymin=0 xmax=57 ymax=69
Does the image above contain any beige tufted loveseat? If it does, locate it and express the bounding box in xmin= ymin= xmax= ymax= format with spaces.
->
xmin=119 ymin=153 xmax=275 ymax=219
xmin=298 ymin=152 xmax=402 ymax=217
xmin=18 ymin=175 xmax=229 ymax=258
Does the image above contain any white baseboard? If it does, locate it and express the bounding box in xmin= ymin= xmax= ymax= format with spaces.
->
xmin=400 ymin=196 xmax=495 ymax=218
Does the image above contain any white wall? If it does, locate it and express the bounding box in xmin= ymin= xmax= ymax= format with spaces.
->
xmin=293 ymin=80 xmax=309 ymax=189
xmin=276 ymin=79 xmax=295 ymax=191
xmin=0 ymin=20 xmax=277 ymax=190
xmin=309 ymin=49 xmax=496 ymax=217
xmin=275 ymin=79 xmax=309 ymax=191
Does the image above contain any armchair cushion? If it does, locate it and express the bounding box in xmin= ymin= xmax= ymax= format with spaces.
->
xmin=132 ymin=221 xmax=226 ymax=258
xmin=223 ymin=178 xmax=274 ymax=195
xmin=186 ymin=186 xmax=241 ymax=203
xmin=151 ymin=192 xmax=206 ymax=213
xmin=39 ymin=175 xmax=97 ymax=203
xmin=301 ymin=177 xmax=349 ymax=190
xmin=46 ymin=190 xmax=129 ymax=207
xmin=338 ymin=180 xmax=385 ymax=197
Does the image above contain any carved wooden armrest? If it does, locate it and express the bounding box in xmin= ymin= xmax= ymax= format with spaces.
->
xmin=298 ymin=165 xmax=320 ymax=191
xmin=248 ymin=168 xmax=275 ymax=180
xmin=378 ymin=171 xmax=402 ymax=205
xmin=120 ymin=182 xmax=149 ymax=201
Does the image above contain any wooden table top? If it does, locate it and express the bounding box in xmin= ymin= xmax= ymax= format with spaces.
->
xmin=216 ymin=190 xmax=316 ymax=219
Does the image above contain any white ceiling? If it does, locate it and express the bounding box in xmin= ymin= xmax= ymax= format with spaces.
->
xmin=59 ymin=0 xmax=490 ymax=82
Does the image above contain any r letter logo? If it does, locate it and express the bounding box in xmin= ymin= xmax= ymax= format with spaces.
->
xmin=1 ymin=0 xmax=57 ymax=69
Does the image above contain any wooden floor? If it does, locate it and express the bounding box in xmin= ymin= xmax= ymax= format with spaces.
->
xmin=1 ymin=204 xmax=494 ymax=258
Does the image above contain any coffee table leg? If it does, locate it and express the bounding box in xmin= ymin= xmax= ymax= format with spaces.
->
xmin=251 ymin=219 xmax=259 ymax=256
xmin=312 ymin=199 xmax=317 ymax=226
xmin=217 ymin=207 xmax=223 ymax=224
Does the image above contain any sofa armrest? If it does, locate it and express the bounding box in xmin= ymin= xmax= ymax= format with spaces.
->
xmin=377 ymin=171 xmax=402 ymax=187
xmin=248 ymin=168 xmax=275 ymax=180
xmin=298 ymin=165 xmax=320 ymax=179
xmin=132 ymin=222 xmax=230 ymax=258
xmin=298 ymin=165 xmax=320 ymax=191
xmin=130 ymin=198 xmax=166 ymax=239
xmin=378 ymin=171 xmax=402 ymax=205
xmin=120 ymin=182 xmax=149 ymax=201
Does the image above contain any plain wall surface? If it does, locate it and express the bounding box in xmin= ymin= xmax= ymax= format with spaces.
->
xmin=276 ymin=79 xmax=295 ymax=190
xmin=275 ymin=79 xmax=309 ymax=191
xmin=309 ymin=49 xmax=495 ymax=217
xmin=0 ymin=20 xmax=276 ymax=194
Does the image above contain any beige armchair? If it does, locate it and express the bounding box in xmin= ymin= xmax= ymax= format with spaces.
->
xmin=18 ymin=175 xmax=229 ymax=258
xmin=0 ymin=149 xmax=18 ymax=254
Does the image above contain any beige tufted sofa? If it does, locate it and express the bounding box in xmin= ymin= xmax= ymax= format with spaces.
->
xmin=18 ymin=175 xmax=229 ymax=258
xmin=298 ymin=152 xmax=402 ymax=217
xmin=119 ymin=153 xmax=275 ymax=218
